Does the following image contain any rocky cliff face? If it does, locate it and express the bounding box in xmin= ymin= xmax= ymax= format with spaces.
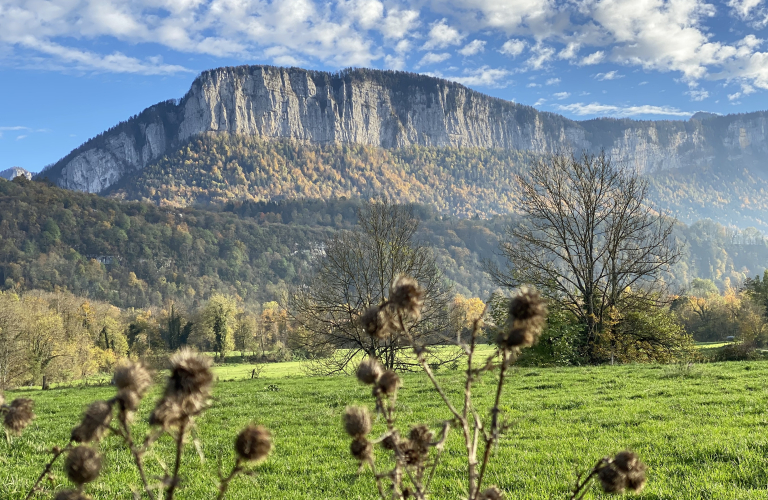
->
xmin=0 ymin=167 xmax=32 ymax=181
xmin=38 ymin=65 xmax=768 ymax=193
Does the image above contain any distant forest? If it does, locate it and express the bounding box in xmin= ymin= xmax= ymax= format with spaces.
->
xmin=0 ymin=176 xmax=766 ymax=311
xmin=106 ymin=134 xmax=768 ymax=231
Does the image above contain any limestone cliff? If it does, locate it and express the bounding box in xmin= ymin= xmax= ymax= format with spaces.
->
xmin=37 ymin=65 xmax=768 ymax=193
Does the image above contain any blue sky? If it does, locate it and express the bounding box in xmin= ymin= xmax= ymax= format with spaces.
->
xmin=1 ymin=0 xmax=767 ymax=173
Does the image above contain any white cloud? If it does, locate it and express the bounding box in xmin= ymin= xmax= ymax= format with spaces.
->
xmin=534 ymin=98 xmax=547 ymax=106
xmin=381 ymin=8 xmax=420 ymax=40
xmin=580 ymin=51 xmax=605 ymax=66
xmin=526 ymin=44 xmax=555 ymax=70
xmin=459 ymin=40 xmax=486 ymax=56
xmin=728 ymin=92 xmax=742 ymax=101
xmin=558 ymin=42 xmax=580 ymax=60
xmin=557 ymin=102 xmax=691 ymax=117
xmin=727 ymin=0 xmax=768 ymax=27
xmin=595 ymin=70 xmax=624 ymax=80
xmin=441 ymin=66 xmax=511 ymax=87
xmin=553 ymin=91 xmax=570 ymax=99
xmin=500 ymin=39 xmax=526 ymax=57
xmin=384 ymin=54 xmax=406 ymax=70
xmin=422 ymin=19 xmax=464 ymax=50
xmin=0 ymin=126 xmax=29 ymax=139
xmin=685 ymin=89 xmax=709 ymax=101
xmin=527 ymin=82 xmax=541 ymax=87
xmin=340 ymin=0 xmax=384 ymax=30
xmin=545 ymin=78 xmax=560 ymax=85
xmin=417 ymin=52 xmax=451 ymax=67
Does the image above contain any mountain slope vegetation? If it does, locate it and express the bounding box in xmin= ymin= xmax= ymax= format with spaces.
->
xmin=108 ymin=134 xmax=768 ymax=231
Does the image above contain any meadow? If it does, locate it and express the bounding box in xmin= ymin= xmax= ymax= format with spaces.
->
xmin=3 ymin=358 xmax=768 ymax=500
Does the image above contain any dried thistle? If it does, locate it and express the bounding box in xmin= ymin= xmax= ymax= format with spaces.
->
xmin=356 ymin=357 xmax=384 ymax=385
xmin=350 ymin=437 xmax=373 ymax=462
xmin=408 ymin=425 xmax=433 ymax=455
xmin=361 ymin=306 xmax=394 ymax=339
xmin=113 ymin=360 xmax=152 ymax=398
xmin=389 ymin=275 xmax=425 ymax=321
xmin=478 ymin=486 xmax=504 ymax=500
xmin=497 ymin=327 xmax=534 ymax=349
xmin=166 ymin=348 xmax=214 ymax=400
xmin=54 ymin=490 xmax=91 ymax=500
xmin=4 ymin=398 xmax=35 ymax=434
xmin=115 ymin=389 xmax=141 ymax=413
xmin=613 ymin=451 xmax=647 ymax=492
xmin=597 ymin=463 xmax=625 ymax=493
xmin=343 ymin=406 xmax=372 ymax=438
xmin=64 ymin=446 xmax=102 ymax=485
xmin=375 ymin=370 xmax=401 ymax=396
xmin=151 ymin=349 xmax=213 ymax=428
xmin=508 ymin=286 xmax=547 ymax=321
xmin=71 ymin=400 xmax=113 ymax=443
xmin=234 ymin=424 xmax=272 ymax=462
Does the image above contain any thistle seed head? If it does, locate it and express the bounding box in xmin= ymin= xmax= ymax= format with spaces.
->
xmin=356 ymin=358 xmax=384 ymax=385
xmin=381 ymin=431 xmax=400 ymax=451
xmin=54 ymin=490 xmax=91 ymax=500
xmin=113 ymin=360 xmax=152 ymax=398
xmin=508 ymin=286 xmax=547 ymax=322
xmin=235 ymin=424 xmax=272 ymax=462
xmin=350 ymin=437 xmax=373 ymax=462
xmin=149 ymin=398 xmax=184 ymax=429
xmin=408 ymin=425 xmax=433 ymax=455
xmin=64 ymin=446 xmax=102 ymax=485
xmin=166 ymin=348 xmax=213 ymax=400
xmin=389 ymin=275 xmax=425 ymax=321
xmin=478 ymin=486 xmax=504 ymax=500
xmin=4 ymin=398 xmax=35 ymax=434
xmin=115 ymin=389 xmax=141 ymax=413
xmin=376 ymin=370 xmax=401 ymax=396
xmin=343 ymin=406 xmax=372 ymax=438
xmin=597 ymin=464 xmax=625 ymax=493
xmin=497 ymin=327 xmax=534 ymax=349
xmin=71 ymin=400 xmax=113 ymax=443
xmin=361 ymin=306 xmax=394 ymax=339
xmin=613 ymin=451 xmax=647 ymax=492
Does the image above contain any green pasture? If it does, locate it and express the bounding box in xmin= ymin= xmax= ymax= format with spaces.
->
xmin=3 ymin=360 xmax=768 ymax=499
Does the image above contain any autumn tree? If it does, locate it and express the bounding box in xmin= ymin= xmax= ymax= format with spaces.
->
xmin=289 ymin=200 xmax=452 ymax=373
xmin=489 ymin=152 xmax=680 ymax=362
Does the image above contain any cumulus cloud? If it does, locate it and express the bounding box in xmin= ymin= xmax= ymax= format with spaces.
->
xmin=526 ymin=44 xmax=555 ymax=70
xmin=422 ymin=19 xmax=464 ymax=50
xmin=441 ymin=66 xmax=512 ymax=87
xmin=500 ymin=39 xmax=526 ymax=57
xmin=557 ymin=102 xmax=691 ymax=117
xmin=558 ymin=42 xmax=580 ymax=60
xmin=553 ymin=91 xmax=570 ymax=99
xmin=686 ymin=89 xmax=709 ymax=101
xmin=580 ymin=51 xmax=605 ymax=65
xmin=417 ymin=52 xmax=451 ymax=67
xmin=459 ymin=40 xmax=486 ymax=56
xmin=545 ymin=77 xmax=560 ymax=85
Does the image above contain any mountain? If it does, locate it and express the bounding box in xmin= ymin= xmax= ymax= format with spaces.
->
xmin=1 ymin=167 xmax=32 ymax=181
xmin=37 ymin=65 xmax=768 ymax=196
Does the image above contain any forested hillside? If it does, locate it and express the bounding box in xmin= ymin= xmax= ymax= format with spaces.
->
xmin=2 ymin=176 xmax=768 ymax=311
xmin=108 ymin=134 xmax=768 ymax=231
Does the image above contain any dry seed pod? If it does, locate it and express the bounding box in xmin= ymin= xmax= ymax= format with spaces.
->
xmin=71 ymin=400 xmax=113 ymax=443
xmin=64 ymin=446 xmax=102 ymax=485
xmin=376 ymin=370 xmax=401 ymax=396
xmin=343 ymin=406 xmax=372 ymax=438
xmin=356 ymin=358 xmax=384 ymax=385
xmin=4 ymin=398 xmax=35 ymax=434
xmin=166 ymin=348 xmax=213 ymax=399
xmin=408 ymin=424 xmax=433 ymax=455
xmin=235 ymin=424 xmax=272 ymax=462
xmin=113 ymin=360 xmax=152 ymax=398
xmin=478 ymin=486 xmax=504 ymax=500
xmin=389 ymin=275 xmax=425 ymax=321
xmin=597 ymin=464 xmax=625 ymax=493
xmin=350 ymin=437 xmax=373 ymax=462
xmin=508 ymin=286 xmax=547 ymax=321
xmin=360 ymin=306 xmax=394 ymax=339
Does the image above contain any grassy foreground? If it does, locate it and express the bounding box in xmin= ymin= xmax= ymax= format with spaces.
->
xmin=3 ymin=361 xmax=768 ymax=499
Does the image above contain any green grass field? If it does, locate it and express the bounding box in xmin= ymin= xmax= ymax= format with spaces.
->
xmin=3 ymin=360 xmax=768 ymax=499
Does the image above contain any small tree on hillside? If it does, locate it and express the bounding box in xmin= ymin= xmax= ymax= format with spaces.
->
xmin=488 ymin=151 xmax=680 ymax=362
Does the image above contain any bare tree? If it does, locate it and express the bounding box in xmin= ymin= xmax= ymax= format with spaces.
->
xmin=289 ymin=200 xmax=452 ymax=373
xmin=488 ymin=151 xmax=679 ymax=361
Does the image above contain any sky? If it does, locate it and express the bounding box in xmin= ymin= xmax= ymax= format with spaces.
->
xmin=1 ymin=0 xmax=768 ymax=173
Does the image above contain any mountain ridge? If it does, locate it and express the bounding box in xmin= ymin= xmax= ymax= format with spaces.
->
xmin=37 ymin=64 xmax=768 ymax=194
